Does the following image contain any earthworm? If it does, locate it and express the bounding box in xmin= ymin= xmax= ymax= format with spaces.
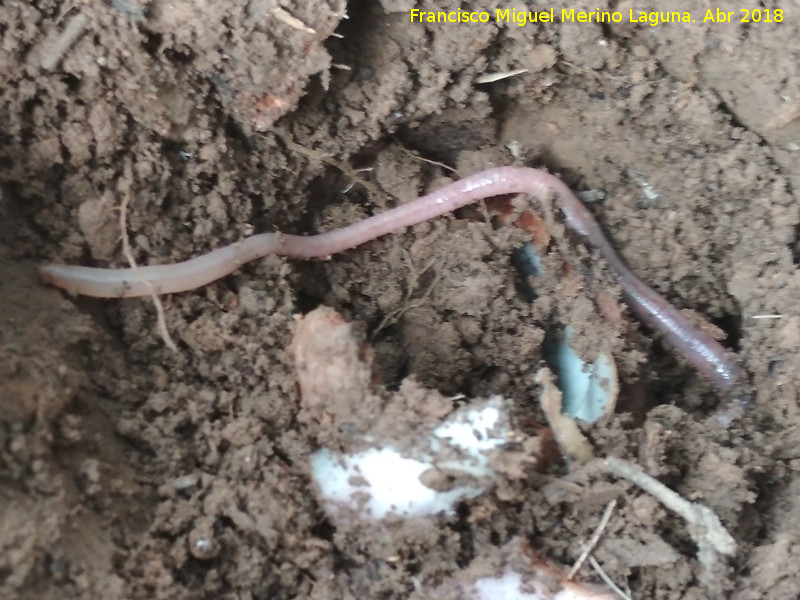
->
xmin=39 ymin=166 xmax=745 ymax=392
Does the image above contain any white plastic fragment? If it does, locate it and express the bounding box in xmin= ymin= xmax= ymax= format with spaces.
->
xmin=311 ymin=397 xmax=514 ymax=521
xmin=552 ymin=327 xmax=617 ymax=424
xmin=431 ymin=402 xmax=505 ymax=476
xmin=413 ymin=539 xmax=617 ymax=600
xmin=311 ymin=447 xmax=485 ymax=520
xmin=470 ymin=569 xmax=609 ymax=600
xmin=513 ymin=245 xmax=618 ymax=423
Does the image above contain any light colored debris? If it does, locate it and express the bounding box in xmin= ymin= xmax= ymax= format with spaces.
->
xmin=475 ymin=68 xmax=529 ymax=84
xmin=311 ymin=397 xmax=518 ymax=521
xmin=119 ymin=163 xmax=177 ymax=352
xmin=577 ymin=189 xmax=606 ymax=204
xmin=588 ymin=557 xmax=634 ymax=600
xmin=551 ymin=327 xmax=618 ymax=424
xmin=537 ymin=368 xmax=595 ymax=465
xmin=41 ymin=13 xmax=89 ymax=71
xmin=112 ymin=0 xmax=145 ymax=21
xmin=568 ymin=499 xmax=618 ymax=580
xmin=415 ymin=539 xmax=617 ymax=599
xmin=273 ymin=7 xmax=317 ymax=34
xmin=602 ymin=456 xmax=736 ymax=578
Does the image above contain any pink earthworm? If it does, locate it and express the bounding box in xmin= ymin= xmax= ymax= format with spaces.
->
xmin=39 ymin=166 xmax=745 ymax=393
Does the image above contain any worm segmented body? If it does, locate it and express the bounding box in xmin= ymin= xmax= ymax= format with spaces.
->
xmin=39 ymin=167 xmax=746 ymax=392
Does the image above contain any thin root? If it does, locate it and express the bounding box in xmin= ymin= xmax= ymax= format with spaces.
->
xmin=373 ymin=251 xmax=444 ymax=335
xmin=119 ymin=167 xmax=178 ymax=352
xmin=273 ymin=129 xmax=387 ymax=203
xmin=602 ymin=456 xmax=736 ymax=577
xmin=568 ymin=499 xmax=617 ymax=580
xmin=589 ymin=556 xmax=634 ymax=600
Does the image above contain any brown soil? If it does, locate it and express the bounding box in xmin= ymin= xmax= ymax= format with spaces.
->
xmin=2 ymin=0 xmax=800 ymax=598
